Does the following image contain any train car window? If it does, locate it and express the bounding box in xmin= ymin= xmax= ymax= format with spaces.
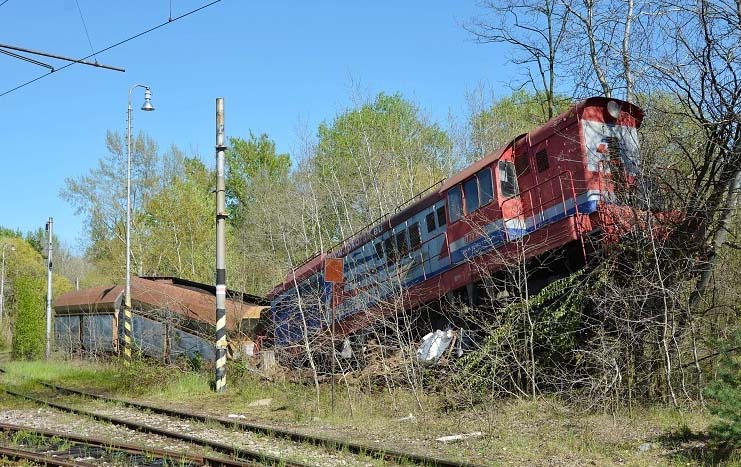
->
xmin=464 ymin=177 xmax=479 ymax=214
xmin=437 ymin=206 xmax=446 ymax=227
xmin=409 ymin=222 xmax=421 ymax=250
xmin=535 ymin=150 xmax=549 ymax=172
xmin=425 ymin=212 xmax=436 ymax=233
xmin=384 ymin=237 xmax=395 ymax=262
xmin=515 ymin=152 xmax=531 ymax=176
xmin=374 ymin=241 xmax=384 ymax=260
xmin=499 ymin=161 xmax=519 ymax=198
xmin=478 ymin=167 xmax=494 ymax=206
xmin=395 ymin=230 xmax=409 ymax=256
xmin=447 ymin=186 xmax=463 ymax=223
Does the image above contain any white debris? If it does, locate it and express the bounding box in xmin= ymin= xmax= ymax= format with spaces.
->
xmin=435 ymin=432 xmax=483 ymax=443
xmin=248 ymin=398 xmax=272 ymax=407
xmin=396 ymin=413 xmax=416 ymax=423
xmin=417 ymin=330 xmax=454 ymax=363
xmin=227 ymin=413 xmax=247 ymax=419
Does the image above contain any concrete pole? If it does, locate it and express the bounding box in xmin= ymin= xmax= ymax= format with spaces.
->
xmin=214 ymin=97 xmax=227 ymax=392
xmin=45 ymin=217 xmax=53 ymax=360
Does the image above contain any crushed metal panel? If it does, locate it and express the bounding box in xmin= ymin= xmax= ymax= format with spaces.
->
xmin=81 ymin=314 xmax=115 ymax=354
xmin=169 ymin=327 xmax=215 ymax=362
xmin=132 ymin=314 xmax=165 ymax=359
xmin=55 ymin=315 xmax=81 ymax=353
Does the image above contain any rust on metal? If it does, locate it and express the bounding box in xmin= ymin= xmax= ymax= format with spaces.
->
xmin=323 ymin=257 xmax=344 ymax=283
xmin=55 ymin=276 xmax=268 ymax=331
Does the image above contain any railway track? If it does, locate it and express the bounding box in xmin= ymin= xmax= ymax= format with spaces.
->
xmin=37 ymin=382 xmax=484 ymax=467
xmin=3 ymin=387 xmax=316 ymax=467
xmin=0 ymin=421 xmax=252 ymax=466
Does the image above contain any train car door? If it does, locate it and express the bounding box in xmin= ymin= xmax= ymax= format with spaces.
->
xmin=498 ymin=147 xmax=526 ymax=241
xmin=513 ymin=136 xmax=538 ymax=226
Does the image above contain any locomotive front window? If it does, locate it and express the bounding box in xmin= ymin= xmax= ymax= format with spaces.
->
xmin=464 ymin=178 xmax=479 ymax=214
xmin=447 ymin=186 xmax=463 ymax=223
xmin=499 ymin=161 xmax=519 ymax=198
xmin=479 ymin=167 xmax=494 ymax=206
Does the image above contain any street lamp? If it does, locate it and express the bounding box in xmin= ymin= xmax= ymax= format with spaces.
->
xmin=124 ymin=84 xmax=155 ymax=362
xmin=0 ymin=243 xmax=15 ymax=323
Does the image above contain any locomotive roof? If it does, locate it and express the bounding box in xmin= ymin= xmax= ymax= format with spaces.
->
xmin=268 ymin=97 xmax=643 ymax=299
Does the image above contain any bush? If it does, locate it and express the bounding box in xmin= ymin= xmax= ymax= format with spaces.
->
xmin=704 ymin=330 xmax=741 ymax=447
xmin=11 ymin=273 xmax=45 ymax=360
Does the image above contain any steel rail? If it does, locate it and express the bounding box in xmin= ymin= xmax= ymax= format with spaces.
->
xmin=0 ymin=445 xmax=95 ymax=466
xmin=40 ymin=382 xmax=486 ymax=467
xmin=0 ymin=421 xmax=251 ymax=467
xmin=3 ymin=389 xmax=311 ymax=467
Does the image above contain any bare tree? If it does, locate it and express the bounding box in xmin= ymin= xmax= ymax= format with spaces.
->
xmin=466 ymin=0 xmax=571 ymax=119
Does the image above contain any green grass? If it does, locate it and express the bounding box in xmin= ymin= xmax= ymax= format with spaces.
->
xmin=1 ymin=358 xmax=738 ymax=466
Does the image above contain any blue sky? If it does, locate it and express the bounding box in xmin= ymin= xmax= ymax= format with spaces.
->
xmin=0 ymin=1 xmax=513 ymax=251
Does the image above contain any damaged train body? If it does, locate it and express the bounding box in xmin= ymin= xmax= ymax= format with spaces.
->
xmin=268 ymin=97 xmax=655 ymax=363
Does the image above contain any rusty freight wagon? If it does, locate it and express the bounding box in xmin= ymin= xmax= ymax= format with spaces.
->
xmin=54 ymin=276 xmax=269 ymax=361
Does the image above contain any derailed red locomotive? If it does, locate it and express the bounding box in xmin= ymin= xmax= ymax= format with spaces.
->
xmin=268 ymin=97 xmax=648 ymax=359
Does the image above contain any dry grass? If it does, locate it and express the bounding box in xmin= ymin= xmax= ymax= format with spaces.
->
xmin=1 ymin=358 xmax=739 ymax=466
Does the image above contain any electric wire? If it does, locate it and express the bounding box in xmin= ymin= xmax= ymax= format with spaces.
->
xmin=74 ymin=0 xmax=98 ymax=64
xmin=0 ymin=0 xmax=221 ymax=98
xmin=0 ymin=1 xmax=10 ymax=8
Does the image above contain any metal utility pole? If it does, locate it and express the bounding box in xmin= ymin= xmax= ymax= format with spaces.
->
xmin=214 ymin=97 xmax=227 ymax=393
xmin=45 ymin=217 xmax=53 ymax=360
xmin=124 ymin=84 xmax=155 ymax=364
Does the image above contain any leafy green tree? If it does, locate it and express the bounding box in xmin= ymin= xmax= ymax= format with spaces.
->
xmin=226 ymin=132 xmax=291 ymax=211
xmin=470 ymin=90 xmax=571 ymax=160
xmin=312 ymin=92 xmax=452 ymax=242
xmin=224 ymin=132 xmax=294 ymax=293
xmin=141 ymin=156 xmax=215 ymax=283
xmin=61 ymin=130 xmax=160 ymax=283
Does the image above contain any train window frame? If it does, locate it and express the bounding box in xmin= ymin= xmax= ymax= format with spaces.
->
xmin=499 ymin=160 xmax=519 ymax=198
xmin=535 ymin=149 xmax=549 ymax=173
xmin=464 ymin=177 xmax=479 ymax=214
xmin=384 ymin=237 xmax=395 ymax=262
xmin=374 ymin=241 xmax=384 ymax=260
xmin=447 ymin=185 xmax=463 ymax=223
xmin=515 ymin=152 xmax=531 ymax=176
xmin=478 ymin=167 xmax=494 ymax=206
xmin=395 ymin=229 xmax=409 ymax=256
xmin=425 ymin=212 xmax=436 ymax=233
xmin=437 ymin=206 xmax=446 ymax=227
xmin=409 ymin=222 xmax=421 ymax=250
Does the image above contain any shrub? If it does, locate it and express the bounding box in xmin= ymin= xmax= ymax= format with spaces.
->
xmin=704 ymin=330 xmax=741 ymax=447
xmin=11 ymin=273 xmax=45 ymax=360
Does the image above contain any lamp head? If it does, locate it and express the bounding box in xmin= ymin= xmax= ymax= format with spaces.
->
xmin=141 ymin=88 xmax=155 ymax=111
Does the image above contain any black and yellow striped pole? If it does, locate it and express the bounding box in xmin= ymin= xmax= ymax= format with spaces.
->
xmin=214 ymin=97 xmax=227 ymax=392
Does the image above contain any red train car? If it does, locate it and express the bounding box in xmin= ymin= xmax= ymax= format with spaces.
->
xmin=269 ymin=97 xmax=644 ymax=354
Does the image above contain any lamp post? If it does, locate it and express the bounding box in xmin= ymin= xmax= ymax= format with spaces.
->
xmin=124 ymin=84 xmax=155 ymax=363
xmin=0 ymin=243 xmax=15 ymax=323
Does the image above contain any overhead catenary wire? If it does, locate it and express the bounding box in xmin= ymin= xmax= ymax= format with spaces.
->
xmin=0 ymin=0 xmax=221 ymax=98
xmin=74 ymin=0 xmax=98 ymax=63
xmin=0 ymin=1 xmax=10 ymax=8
